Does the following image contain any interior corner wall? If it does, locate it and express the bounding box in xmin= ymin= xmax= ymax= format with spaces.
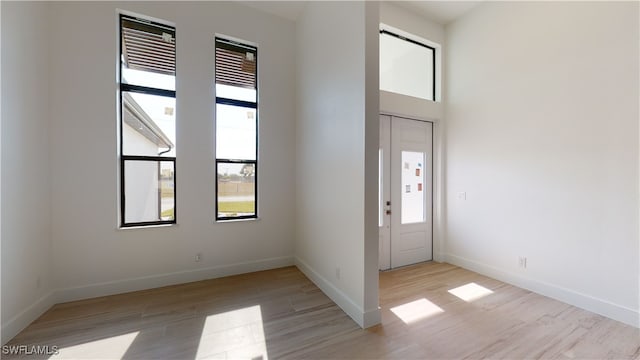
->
xmin=363 ymin=1 xmax=381 ymax=327
xmin=294 ymin=1 xmax=379 ymax=328
xmin=1 ymin=1 xmax=55 ymax=344
xmin=445 ymin=1 xmax=639 ymax=327
xmin=48 ymin=2 xmax=296 ymax=302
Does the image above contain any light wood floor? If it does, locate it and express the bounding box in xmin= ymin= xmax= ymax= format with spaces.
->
xmin=6 ymin=262 xmax=640 ymax=359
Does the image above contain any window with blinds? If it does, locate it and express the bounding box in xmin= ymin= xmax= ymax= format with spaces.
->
xmin=215 ymin=38 xmax=258 ymax=221
xmin=119 ymin=14 xmax=176 ymax=227
xmin=215 ymin=41 xmax=256 ymax=90
xmin=121 ymin=18 xmax=175 ymax=78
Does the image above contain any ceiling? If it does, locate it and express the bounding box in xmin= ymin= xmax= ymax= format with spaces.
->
xmin=393 ymin=1 xmax=481 ymax=25
xmin=240 ymin=1 xmax=306 ymax=22
xmin=238 ymin=1 xmax=481 ymax=25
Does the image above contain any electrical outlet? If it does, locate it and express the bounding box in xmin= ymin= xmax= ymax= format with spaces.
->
xmin=335 ymin=267 xmax=341 ymax=280
xmin=457 ymin=192 xmax=466 ymax=200
xmin=518 ymin=257 xmax=527 ymax=269
xmin=195 ymin=253 xmax=202 ymax=262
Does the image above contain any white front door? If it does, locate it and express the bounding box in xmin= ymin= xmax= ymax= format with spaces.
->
xmin=379 ymin=115 xmax=433 ymax=270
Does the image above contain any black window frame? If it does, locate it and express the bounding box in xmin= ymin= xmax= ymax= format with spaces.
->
xmin=215 ymin=37 xmax=258 ymax=221
xmin=119 ymin=14 xmax=177 ymax=228
xmin=380 ymin=29 xmax=437 ymax=102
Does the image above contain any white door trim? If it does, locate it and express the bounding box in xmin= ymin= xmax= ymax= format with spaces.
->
xmin=379 ymin=114 xmax=437 ymax=270
xmin=379 ymin=115 xmax=392 ymax=270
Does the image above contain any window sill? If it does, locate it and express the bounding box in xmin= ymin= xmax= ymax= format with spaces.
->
xmin=215 ymin=217 xmax=260 ymax=224
xmin=118 ymin=223 xmax=178 ymax=230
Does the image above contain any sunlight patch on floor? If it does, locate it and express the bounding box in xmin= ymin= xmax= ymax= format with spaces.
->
xmin=195 ymin=305 xmax=268 ymax=360
xmin=390 ymin=298 xmax=444 ymax=324
xmin=48 ymin=331 xmax=139 ymax=359
xmin=448 ymin=282 xmax=493 ymax=302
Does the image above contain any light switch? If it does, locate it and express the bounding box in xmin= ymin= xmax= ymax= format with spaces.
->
xmin=457 ymin=192 xmax=466 ymax=200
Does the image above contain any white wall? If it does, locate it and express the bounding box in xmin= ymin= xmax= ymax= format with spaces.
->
xmin=445 ymin=1 xmax=639 ymax=327
xmin=1 ymin=1 xmax=55 ymax=343
xmin=295 ymin=1 xmax=380 ymax=328
xmin=48 ymin=1 xmax=296 ymax=300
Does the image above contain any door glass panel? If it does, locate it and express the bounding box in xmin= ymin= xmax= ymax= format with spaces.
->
xmin=401 ymin=151 xmax=425 ymax=224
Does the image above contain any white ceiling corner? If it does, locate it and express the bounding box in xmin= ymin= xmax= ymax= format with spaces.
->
xmin=391 ymin=1 xmax=482 ymax=25
xmin=236 ymin=1 xmax=481 ymax=25
xmin=238 ymin=1 xmax=306 ymax=22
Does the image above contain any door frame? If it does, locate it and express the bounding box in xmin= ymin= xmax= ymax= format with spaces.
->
xmin=380 ymin=112 xmax=443 ymax=266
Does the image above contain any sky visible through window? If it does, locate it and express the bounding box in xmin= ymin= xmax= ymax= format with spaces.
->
xmin=123 ymin=68 xmax=176 ymax=157
xmin=122 ymin=68 xmax=257 ymax=160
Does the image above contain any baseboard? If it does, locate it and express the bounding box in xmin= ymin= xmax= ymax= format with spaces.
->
xmin=362 ymin=307 xmax=382 ymax=328
xmin=56 ymin=256 xmax=294 ymax=303
xmin=2 ymin=291 xmax=56 ymax=345
xmin=445 ymin=253 xmax=640 ymax=328
xmin=294 ymin=256 xmax=380 ymax=328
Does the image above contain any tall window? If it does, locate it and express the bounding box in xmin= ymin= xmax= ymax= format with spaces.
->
xmin=380 ymin=28 xmax=436 ymax=101
xmin=215 ymin=38 xmax=258 ymax=220
xmin=119 ymin=15 xmax=176 ymax=227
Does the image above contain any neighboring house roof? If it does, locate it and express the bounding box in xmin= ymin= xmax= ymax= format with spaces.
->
xmin=123 ymin=92 xmax=173 ymax=149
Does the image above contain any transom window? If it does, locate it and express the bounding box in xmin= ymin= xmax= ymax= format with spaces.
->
xmin=380 ymin=27 xmax=437 ymax=101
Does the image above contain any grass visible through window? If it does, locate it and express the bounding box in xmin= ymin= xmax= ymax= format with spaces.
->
xmin=219 ymin=201 xmax=254 ymax=215
xmin=161 ymin=208 xmax=174 ymax=218
xmin=160 ymin=202 xmax=254 ymax=219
